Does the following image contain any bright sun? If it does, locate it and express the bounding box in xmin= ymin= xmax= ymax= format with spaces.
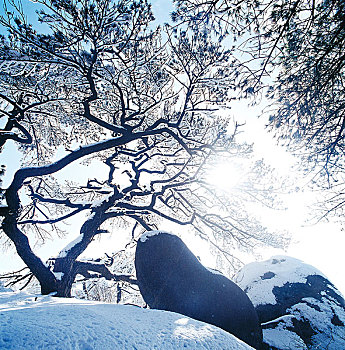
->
xmin=205 ymin=161 xmax=245 ymax=192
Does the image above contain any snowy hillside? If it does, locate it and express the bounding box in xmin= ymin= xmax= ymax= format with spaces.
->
xmin=0 ymin=288 xmax=253 ymax=350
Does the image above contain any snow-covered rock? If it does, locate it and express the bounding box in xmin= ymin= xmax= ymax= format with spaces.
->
xmin=235 ymin=256 xmax=345 ymax=350
xmin=0 ymin=290 xmax=254 ymax=349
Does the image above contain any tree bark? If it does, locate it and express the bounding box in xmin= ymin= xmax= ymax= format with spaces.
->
xmin=2 ymin=216 xmax=58 ymax=295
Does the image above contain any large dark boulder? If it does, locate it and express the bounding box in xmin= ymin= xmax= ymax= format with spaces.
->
xmin=235 ymin=256 xmax=345 ymax=350
xmin=135 ymin=231 xmax=263 ymax=349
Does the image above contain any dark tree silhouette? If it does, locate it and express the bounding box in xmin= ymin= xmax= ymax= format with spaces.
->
xmin=174 ymin=0 xmax=345 ymax=220
xmin=0 ymin=0 xmax=284 ymax=297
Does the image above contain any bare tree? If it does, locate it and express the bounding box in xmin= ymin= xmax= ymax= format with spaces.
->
xmin=174 ymin=0 xmax=345 ymax=220
xmin=0 ymin=0 xmax=285 ymax=297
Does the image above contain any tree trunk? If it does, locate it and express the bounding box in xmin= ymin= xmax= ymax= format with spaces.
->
xmin=53 ymin=258 xmax=77 ymax=297
xmin=2 ymin=216 xmax=58 ymax=295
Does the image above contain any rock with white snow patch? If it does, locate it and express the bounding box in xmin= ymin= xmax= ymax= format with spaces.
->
xmin=135 ymin=231 xmax=263 ymax=349
xmin=235 ymin=256 xmax=345 ymax=350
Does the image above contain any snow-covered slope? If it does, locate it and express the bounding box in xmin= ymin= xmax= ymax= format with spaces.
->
xmin=0 ymin=289 xmax=253 ymax=350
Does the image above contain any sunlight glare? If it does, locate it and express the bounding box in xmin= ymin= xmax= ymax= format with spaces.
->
xmin=206 ymin=161 xmax=244 ymax=192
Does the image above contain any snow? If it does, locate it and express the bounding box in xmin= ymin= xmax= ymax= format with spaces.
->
xmin=263 ymin=328 xmax=307 ymax=350
xmin=235 ymin=255 xmax=325 ymax=306
xmin=289 ymin=298 xmax=345 ymax=343
xmin=260 ymin=314 xmax=308 ymax=349
xmin=235 ymin=255 xmax=345 ymax=350
xmin=58 ymin=234 xmax=84 ymax=258
xmin=205 ymin=267 xmax=225 ymax=276
xmin=139 ymin=230 xmax=169 ymax=243
xmin=53 ymin=272 xmax=64 ymax=281
xmin=261 ymin=314 xmax=295 ymax=326
xmin=0 ymin=290 xmax=254 ymax=350
xmin=91 ymin=194 xmax=113 ymax=208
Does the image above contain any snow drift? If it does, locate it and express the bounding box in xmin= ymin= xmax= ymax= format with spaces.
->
xmin=0 ymin=288 xmax=253 ymax=350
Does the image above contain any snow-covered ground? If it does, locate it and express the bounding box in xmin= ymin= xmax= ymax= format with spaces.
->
xmin=0 ymin=288 xmax=253 ymax=350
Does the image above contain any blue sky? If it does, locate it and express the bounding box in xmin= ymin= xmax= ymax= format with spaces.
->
xmin=0 ymin=0 xmax=174 ymax=32
xmin=0 ymin=0 xmax=45 ymax=32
